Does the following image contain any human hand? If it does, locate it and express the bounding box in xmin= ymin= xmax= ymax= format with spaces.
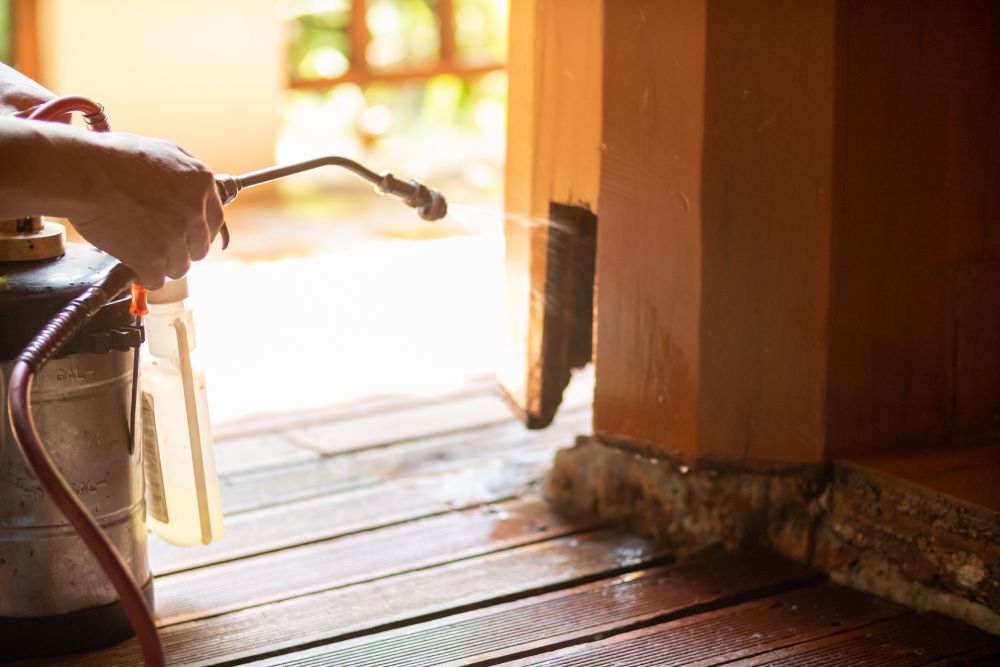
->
xmin=62 ymin=130 xmax=224 ymax=289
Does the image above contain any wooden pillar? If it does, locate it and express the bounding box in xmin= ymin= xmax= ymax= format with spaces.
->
xmin=500 ymin=0 xmax=602 ymax=427
xmin=594 ymin=0 xmax=837 ymax=464
xmin=543 ymin=0 xmax=999 ymax=630
xmin=592 ymin=0 xmax=999 ymax=465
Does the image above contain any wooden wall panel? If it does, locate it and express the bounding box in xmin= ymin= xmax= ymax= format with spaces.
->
xmin=698 ymin=0 xmax=836 ymax=463
xmin=825 ymin=0 xmax=1000 ymax=457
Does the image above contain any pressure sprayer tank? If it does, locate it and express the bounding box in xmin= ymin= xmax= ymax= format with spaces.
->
xmin=0 ymin=217 xmax=150 ymax=660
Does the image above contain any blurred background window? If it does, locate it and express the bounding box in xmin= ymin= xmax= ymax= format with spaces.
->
xmin=279 ymin=0 xmax=508 ymax=214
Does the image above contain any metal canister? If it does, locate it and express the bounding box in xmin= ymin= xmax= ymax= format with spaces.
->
xmin=0 ymin=224 xmax=150 ymax=660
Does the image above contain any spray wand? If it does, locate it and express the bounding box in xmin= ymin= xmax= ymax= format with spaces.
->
xmin=6 ymin=95 xmax=447 ymax=666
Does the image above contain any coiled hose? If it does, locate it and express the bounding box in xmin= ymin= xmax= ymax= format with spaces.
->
xmin=7 ymin=97 xmax=165 ymax=666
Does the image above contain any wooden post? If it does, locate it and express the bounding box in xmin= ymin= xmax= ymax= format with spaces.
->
xmin=594 ymin=0 xmax=837 ymax=463
xmin=12 ymin=0 xmax=40 ymax=81
xmin=500 ymin=0 xmax=602 ymax=427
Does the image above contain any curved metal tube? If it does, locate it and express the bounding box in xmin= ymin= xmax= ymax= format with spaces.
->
xmin=215 ymin=155 xmax=448 ymax=221
xmin=237 ymin=156 xmax=383 ymax=190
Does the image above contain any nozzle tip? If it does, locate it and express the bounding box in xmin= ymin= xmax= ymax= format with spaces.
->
xmin=419 ymin=190 xmax=447 ymax=221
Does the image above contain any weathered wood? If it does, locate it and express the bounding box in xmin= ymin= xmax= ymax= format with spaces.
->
xmin=814 ymin=461 xmax=1000 ymax=634
xmin=729 ymin=613 xmax=1000 ymax=666
xmin=502 ymin=584 xmax=909 ymax=666
xmin=220 ymin=405 xmax=591 ymax=514
xmin=151 ymin=447 xmax=556 ymax=575
xmin=54 ymin=532 xmax=664 ymax=666
xmin=547 ymin=437 xmax=1000 ymax=634
xmin=500 ymin=0 xmax=602 ymax=428
xmin=153 ymin=497 xmax=590 ymax=625
xmin=256 ymin=552 xmax=820 ymax=666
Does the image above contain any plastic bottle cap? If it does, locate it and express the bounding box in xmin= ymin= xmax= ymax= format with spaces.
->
xmin=148 ymin=277 xmax=189 ymax=304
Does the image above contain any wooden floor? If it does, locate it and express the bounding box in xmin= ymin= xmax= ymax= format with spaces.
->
xmin=23 ymin=379 xmax=1000 ymax=666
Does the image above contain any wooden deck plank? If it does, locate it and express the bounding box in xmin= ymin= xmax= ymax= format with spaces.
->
xmin=214 ymin=432 xmax=320 ymax=476
xmin=286 ymin=393 xmax=522 ymax=455
xmin=500 ymin=584 xmax=912 ymax=666
xmin=151 ymin=448 xmax=555 ymax=575
xmin=219 ymin=406 xmax=590 ymax=514
xmin=255 ymin=552 xmax=822 ymax=667
xmin=153 ymin=497 xmax=590 ymax=625
xmin=729 ymin=613 xmax=1000 ymax=666
xmin=48 ymin=532 xmax=663 ymax=667
xmin=211 ymin=376 xmax=499 ymax=442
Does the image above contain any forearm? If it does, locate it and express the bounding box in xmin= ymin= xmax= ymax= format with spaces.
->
xmin=0 ymin=63 xmax=57 ymax=115
xmin=0 ymin=117 xmax=96 ymax=219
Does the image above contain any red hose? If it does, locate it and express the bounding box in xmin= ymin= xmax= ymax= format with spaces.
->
xmin=18 ymin=94 xmax=112 ymax=131
xmin=8 ymin=97 xmax=165 ymax=666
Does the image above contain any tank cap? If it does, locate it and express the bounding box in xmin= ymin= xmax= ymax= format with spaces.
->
xmin=148 ymin=277 xmax=189 ymax=304
xmin=0 ymin=217 xmax=66 ymax=261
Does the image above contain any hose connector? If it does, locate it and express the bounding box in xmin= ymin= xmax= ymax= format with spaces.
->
xmin=215 ymin=174 xmax=240 ymax=206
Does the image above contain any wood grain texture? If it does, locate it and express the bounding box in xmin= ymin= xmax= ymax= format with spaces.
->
xmin=51 ymin=532 xmax=664 ymax=667
xmin=151 ymin=446 xmax=556 ymax=575
xmin=729 ymin=613 xmax=1000 ymax=666
xmin=500 ymin=0 xmax=602 ymax=428
xmin=825 ymin=0 xmax=1000 ymax=457
xmin=594 ymin=0 xmax=835 ymax=464
xmin=592 ymin=0 xmax=999 ymax=466
xmin=592 ymin=0 xmax=706 ymax=459
xmin=697 ymin=0 xmax=835 ymax=463
xmin=257 ymin=552 xmax=820 ymax=666
xmin=153 ymin=497 xmax=589 ymax=625
xmin=503 ymin=584 xmax=909 ymax=666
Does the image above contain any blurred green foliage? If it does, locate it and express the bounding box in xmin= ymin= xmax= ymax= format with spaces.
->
xmin=454 ymin=0 xmax=507 ymax=65
xmin=0 ymin=0 xmax=12 ymax=65
xmin=281 ymin=0 xmax=507 ymax=193
xmin=287 ymin=0 xmax=352 ymax=81
xmin=286 ymin=0 xmax=507 ymax=80
xmin=366 ymin=0 xmax=439 ymax=71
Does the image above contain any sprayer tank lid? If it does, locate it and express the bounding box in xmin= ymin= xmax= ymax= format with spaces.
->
xmin=147 ymin=277 xmax=189 ymax=304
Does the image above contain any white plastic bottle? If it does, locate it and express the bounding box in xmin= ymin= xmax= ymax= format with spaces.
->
xmin=140 ymin=277 xmax=224 ymax=546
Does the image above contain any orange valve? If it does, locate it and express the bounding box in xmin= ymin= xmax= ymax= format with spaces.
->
xmin=130 ymin=284 xmax=149 ymax=317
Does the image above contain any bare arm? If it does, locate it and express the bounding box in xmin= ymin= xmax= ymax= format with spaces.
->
xmin=0 ymin=62 xmax=58 ymax=115
xmin=0 ymin=117 xmax=223 ymax=288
